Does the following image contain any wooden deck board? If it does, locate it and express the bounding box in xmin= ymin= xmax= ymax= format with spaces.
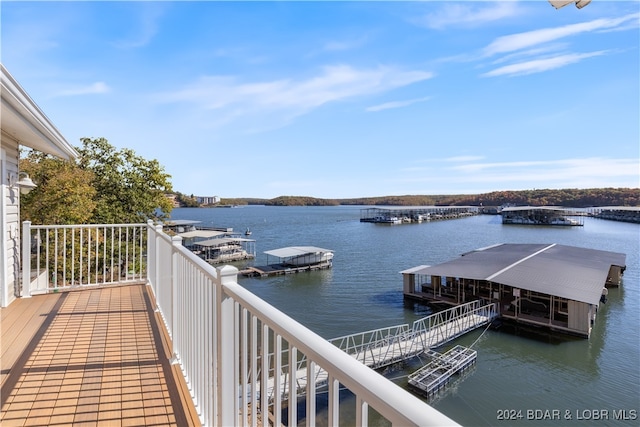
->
xmin=1 ymin=285 xmax=200 ymax=426
xmin=1 ymin=293 xmax=63 ymax=385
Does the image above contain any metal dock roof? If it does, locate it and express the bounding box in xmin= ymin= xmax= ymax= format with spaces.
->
xmin=411 ymin=244 xmax=626 ymax=305
xmin=193 ymin=237 xmax=255 ymax=247
xmin=264 ymin=246 xmax=334 ymax=258
xmin=178 ymin=229 xmax=227 ymax=239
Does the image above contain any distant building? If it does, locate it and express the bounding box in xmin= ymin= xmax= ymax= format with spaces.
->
xmin=196 ymin=196 xmax=219 ymax=205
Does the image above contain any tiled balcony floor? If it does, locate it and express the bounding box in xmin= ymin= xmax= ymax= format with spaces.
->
xmin=1 ymin=285 xmax=199 ymax=426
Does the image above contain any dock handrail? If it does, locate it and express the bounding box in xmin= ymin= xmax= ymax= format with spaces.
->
xmin=412 ymin=300 xmax=498 ymax=349
xmin=327 ymin=300 xmax=498 ymax=372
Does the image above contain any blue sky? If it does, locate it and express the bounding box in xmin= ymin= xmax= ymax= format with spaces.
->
xmin=2 ymin=1 xmax=639 ymax=199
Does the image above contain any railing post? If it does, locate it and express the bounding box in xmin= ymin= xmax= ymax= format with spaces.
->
xmin=216 ymin=265 xmax=239 ymax=427
xmin=21 ymin=221 xmax=32 ymax=298
xmin=153 ymin=224 xmax=163 ymax=300
xmin=170 ymin=235 xmax=182 ymax=364
xmin=146 ymin=220 xmax=154 ymax=288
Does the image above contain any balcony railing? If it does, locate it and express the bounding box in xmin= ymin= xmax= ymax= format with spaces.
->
xmin=22 ymin=221 xmax=147 ymax=296
xmin=22 ymin=220 xmax=458 ymax=426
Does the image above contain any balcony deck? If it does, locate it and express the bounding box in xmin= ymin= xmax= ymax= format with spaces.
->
xmin=1 ymin=284 xmax=200 ymax=426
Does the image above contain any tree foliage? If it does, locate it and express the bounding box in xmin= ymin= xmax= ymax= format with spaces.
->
xmin=217 ymin=188 xmax=639 ymax=207
xmin=77 ymin=138 xmax=173 ymax=223
xmin=20 ymin=137 xmax=173 ymax=224
xmin=20 ymin=151 xmax=96 ymax=224
xmin=265 ymin=196 xmax=339 ymax=206
xmin=174 ymin=192 xmax=200 ymax=207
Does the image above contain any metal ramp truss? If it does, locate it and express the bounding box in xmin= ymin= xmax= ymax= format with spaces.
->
xmin=260 ymin=300 xmax=497 ymax=402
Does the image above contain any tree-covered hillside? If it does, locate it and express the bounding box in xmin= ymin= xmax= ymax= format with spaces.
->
xmin=202 ymin=188 xmax=638 ymax=207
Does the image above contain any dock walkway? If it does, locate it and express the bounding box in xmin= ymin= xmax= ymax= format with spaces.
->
xmin=263 ymin=300 xmax=497 ymax=401
xmin=241 ymin=262 xmax=332 ymax=277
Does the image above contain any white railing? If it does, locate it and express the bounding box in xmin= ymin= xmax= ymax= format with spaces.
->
xmin=21 ymin=221 xmax=147 ymax=296
xmin=21 ymin=220 xmax=459 ymax=426
xmin=146 ymin=222 xmax=458 ymax=426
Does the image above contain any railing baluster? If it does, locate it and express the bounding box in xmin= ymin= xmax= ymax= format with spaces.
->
xmin=102 ymin=226 xmax=107 ymax=283
xmin=87 ymin=227 xmax=92 ymax=285
xmin=288 ymin=346 xmax=297 ymax=426
xmin=80 ymin=228 xmax=84 ymax=284
xmin=251 ymin=315 xmax=258 ymax=427
xmin=62 ymin=228 xmax=67 ymax=286
xmin=240 ymin=307 xmax=249 ymax=427
xmin=274 ymin=334 xmax=282 ymax=427
xmin=261 ymin=323 xmax=269 ymax=427
xmin=71 ymin=228 xmax=75 ymax=285
xmin=306 ymin=360 xmax=316 ymax=427
xmin=356 ymin=396 xmax=368 ymax=426
xmin=329 ymin=373 xmax=340 ymax=426
xmin=21 ymin=221 xmax=32 ymax=298
xmin=45 ymin=229 xmax=50 ymax=289
xmin=53 ymin=229 xmax=58 ymax=288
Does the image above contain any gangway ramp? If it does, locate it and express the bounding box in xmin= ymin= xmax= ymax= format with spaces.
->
xmin=262 ymin=300 xmax=497 ymax=402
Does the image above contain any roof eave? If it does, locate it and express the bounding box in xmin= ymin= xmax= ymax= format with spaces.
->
xmin=1 ymin=64 xmax=78 ymax=160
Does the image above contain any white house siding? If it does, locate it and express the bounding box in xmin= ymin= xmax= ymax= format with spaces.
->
xmin=1 ymin=140 xmax=20 ymax=307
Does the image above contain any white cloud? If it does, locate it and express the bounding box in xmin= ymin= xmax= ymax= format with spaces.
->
xmin=476 ymin=12 xmax=638 ymax=78
xmin=366 ymin=96 xmax=431 ymax=112
xmin=483 ymin=13 xmax=639 ymax=57
xmin=158 ymin=65 xmax=434 ymax=128
xmin=482 ymin=51 xmax=607 ymax=77
xmin=55 ymin=81 xmax=111 ymax=97
xmin=414 ymin=2 xmax=521 ymax=30
xmin=490 ymin=43 xmax=570 ymax=65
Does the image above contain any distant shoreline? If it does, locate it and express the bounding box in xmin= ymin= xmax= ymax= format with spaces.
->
xmin=173 ymin=187 xmax=639 ymax=209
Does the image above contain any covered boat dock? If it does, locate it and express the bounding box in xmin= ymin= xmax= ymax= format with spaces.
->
xmin=177 ymin=229 xmax=256 ymax=264
xmin=500 ymin=206 xmax=583 ymax=226
xmin=401 ymin=243 xmax=626 ymax=338
xmin=241 ymin=246 xmax=334 ymax=277
xmin=589 ymin=206 xmax=640 ymax=223
xmin=360 ymin=206 xmax=478 ymax=224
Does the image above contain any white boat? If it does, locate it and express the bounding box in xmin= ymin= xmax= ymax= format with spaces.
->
xmin=245 ymin=227 xmax=252 ymax=236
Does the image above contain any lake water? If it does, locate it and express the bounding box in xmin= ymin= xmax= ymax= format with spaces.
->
xmin=169 ymin=206 xmax=639 ymax=426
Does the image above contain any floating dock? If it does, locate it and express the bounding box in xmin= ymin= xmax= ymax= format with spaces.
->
xmin=241 ymin=261 xmax=332 ymax=277
xmin=408 ymin=345 xmax=477 ymax=398
xmin=241 ymin=246 xmax=334 ymax=277
xmin=360 ymin=206 xmax=478 ymax=224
